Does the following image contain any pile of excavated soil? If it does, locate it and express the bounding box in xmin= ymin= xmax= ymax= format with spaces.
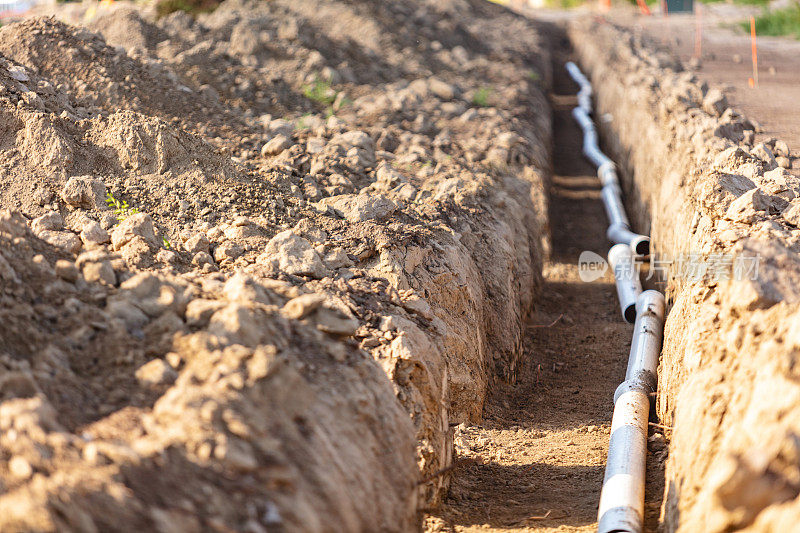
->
xmin=0 ymin=0 xmax=552 ymax=530
xmin=571 ymin=18 xmax=800 ymax=532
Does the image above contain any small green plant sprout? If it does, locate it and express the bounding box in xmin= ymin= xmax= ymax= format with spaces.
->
xmin=105 ymin=192 xmax=139 ymax=222
xmin=162 ymin=237 xmax=171 ymax=249
xmin=527 ymin=70 xmax=541 ymax=82
xmin=472 ymin=86 xmax=492 ymax=107
xmin=302 ymin=75 xmax=337 ymax=106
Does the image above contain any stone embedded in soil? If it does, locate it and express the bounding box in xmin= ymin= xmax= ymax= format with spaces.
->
xmin=282 ymin=293 xmax=326 ymax=320
xmin=261 ymin=134 xmax=292 ymax=156
xmin=313 ymin=307 xmax=359 ymax=337
xmin=80 ymin=220 xmax=110 ymax=246
xmin=111 ymin=213 xmax=158 ymax=250
xmin=751 ymin=143 xmax=779 ymax=169
xmin=31 ymin=211 xmax=63 ymax=234
xmin=37 ymin=229 xmax=82 ymax=254
xmin=702 ymin=88 xmax=728 ymax=117
xmin=259 ymin=230 xmax=327 ymax=278
xmin=783 ymin=202 xmax=800 ymax=226
xmin=321 ymin=193 xmax=397 ymax=222
xmin=60 ymin=176 xmax=107 ymax=210
xmin=184 ymin=232 xmax=210 ymax=255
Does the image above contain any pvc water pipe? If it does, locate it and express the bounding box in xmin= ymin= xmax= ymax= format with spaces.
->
xmin=625 ymin=291 xmax=666 ymax=391
xmin=566 ymin=61 xmax=593 ymax=114
xmin=608 ymin=244 xmax=642 ymax=323
xmin=567 ymin=62 xmax=668 ymax=533
xmin=597 ymin=290 xmax=665 ymax=533
xmin=571 ymin=92 xmax=650 ymax=256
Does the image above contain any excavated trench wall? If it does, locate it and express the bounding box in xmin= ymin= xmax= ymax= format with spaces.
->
xmin=571 ymin=19 xmax=800 ymax=532
xmin=0 ymin=2 xmax=553 ymax=531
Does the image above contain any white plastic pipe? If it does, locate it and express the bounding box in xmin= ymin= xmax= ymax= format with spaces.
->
xmin=571 ymin=92 xmax=650 ymax=256
xmin=566 ymin=61 xmax=593 ymax=114
xmin=608 ymin=244 xmax=642 ymax=323
xmin=597 ymin=290 xmax=666 ymax=533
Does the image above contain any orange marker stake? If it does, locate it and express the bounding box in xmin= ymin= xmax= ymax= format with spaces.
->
xmin=750 ymin=15 xmax=759 ymax=87
xmin=636 ymin=0 xmax=651 ymax=16
xmin=694 ymin=3 xmax=703 ymax=59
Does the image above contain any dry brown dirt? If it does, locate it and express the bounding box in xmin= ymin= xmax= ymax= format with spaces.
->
xmin=424 ymin=40 xmax=665 ymax=533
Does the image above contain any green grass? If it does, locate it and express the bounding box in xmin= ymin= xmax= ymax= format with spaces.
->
xmin=471 ymin=87 xmax=492 ymax=107
xmin=742 ymin=3 xmax=800 ymax=39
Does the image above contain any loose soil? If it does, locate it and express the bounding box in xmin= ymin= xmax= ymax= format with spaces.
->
xmin=425 ymin=37 xmax=666 ymax=533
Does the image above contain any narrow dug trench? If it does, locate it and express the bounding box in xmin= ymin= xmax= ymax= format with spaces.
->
xmin=426 ymin=31 xmax=666 ymax=533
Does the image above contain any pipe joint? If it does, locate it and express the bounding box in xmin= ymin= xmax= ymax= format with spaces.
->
xmin=613 ymin=379 xmax=653 ymax=404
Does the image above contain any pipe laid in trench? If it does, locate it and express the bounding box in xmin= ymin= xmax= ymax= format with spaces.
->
xmin=565 ymin=62 xmax=667 ymax=533
xmin=608 ymin=244 xmax=642 ymax=324
xmin=566 ymin=65 xmax=650 ymax=257
xmin=598 ymin=291 xmax=665 ymax=533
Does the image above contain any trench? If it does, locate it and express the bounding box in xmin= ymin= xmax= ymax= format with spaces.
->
xmin=425 ymin=26 xmax=666 ymax=532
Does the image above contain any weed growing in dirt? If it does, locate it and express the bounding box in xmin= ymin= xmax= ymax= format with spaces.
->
xmin=472 ymin=87 xmax=492 ymax=107
xmin=743 ymin=4 xmax=800 ymax=38
xmin=527 ymin=70 xmax=541 ymax=82
xmin=303 ymin=77 xmax=337 ymax=106
xmin=106 ymin=192 xmax=139 ymax=222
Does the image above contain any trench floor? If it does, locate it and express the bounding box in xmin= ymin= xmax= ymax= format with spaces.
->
xmin=425 ymin=43 xmax=666 ymax=532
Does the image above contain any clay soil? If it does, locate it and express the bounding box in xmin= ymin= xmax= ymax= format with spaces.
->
xmin=425 ymin=37 xmax=666 ymax=533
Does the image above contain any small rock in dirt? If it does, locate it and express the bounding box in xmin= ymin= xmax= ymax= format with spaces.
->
xmin=213 ymin=241 xmax=244 ymax=264
xmin=261 ymin=134 xmax=292 ymax=157
xmin=31 ymin=211 xmax=64 ymax=234
xmin=777 ymin=156 xmax=792 ymax=169
xmin=774 ymin=140 xmax=790 ymax=157
xmin=323 ymin=247 xmax=353 ymax=269
xmin=61 ymin=176 xmax=107 ymax=210
xmin=314 ymin=307 xmax=358 ymax=336
xmin=80 ymin=220 xmax=110 ymax=246
xmin=121 ymin=236 xmax=155 ymax=269
xmin=38 ymin=230 xmax=82 ymax=254
xmin=135 ymin=358 xmax=177 ymax=387
xmin=702 ymin=88 xmax=728 ymax=117
xmin=192 ymin=251 xmax=215 ymax=268
xmin=282 ymin=293 xmax=326 ymax=320
xmin=783 ymin=202 xmax=800 ymax=227
xmin=184 ymin=232 xmax=210 ymax=255
xmin=111 ymin=213 xmax=158 ymax=250
xmin=185 ymin=298 xmax=226 ymax=327
xmin=321 ymin=193 xmax=397 ymax=222
xmin=82 ymin=260 xmax=116 ymax=286
xmin=55 ymin=259 xmax=79 ymax=282
xmin=259 ymin=230 xmax=327 ymax=278
xmin=751 ymin=143 xmax=778 ymax=169
xmin=724 ymin=188 xmax=775 ymax=223
xmin=224 ymin=273 xmax=277 ymax=305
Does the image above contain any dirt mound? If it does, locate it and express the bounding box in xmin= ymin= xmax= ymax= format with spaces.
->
xmin=571 ymin=18 xmax=800 ymax=532
xmin=0 ymin=0 xmax=552 ymax=529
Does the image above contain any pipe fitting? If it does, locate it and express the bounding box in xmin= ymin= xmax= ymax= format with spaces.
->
xmin=607 ymin=224 xmax=651 ymax=257
xmin=597 ymin=161 xmax=619 ymax=188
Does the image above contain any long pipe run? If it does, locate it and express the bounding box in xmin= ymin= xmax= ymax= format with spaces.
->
xmin=597 ymin=291 xmax=665 ymax=533
xmin=566 ymin=61 xmax=593 ymax=114
xmin=568 ymin=87 xmax=650 ymax=257
xmin=566 ymin=62 xmax=668 ymax=533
